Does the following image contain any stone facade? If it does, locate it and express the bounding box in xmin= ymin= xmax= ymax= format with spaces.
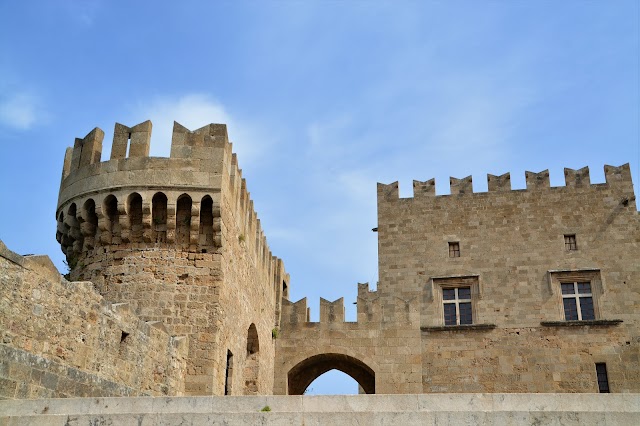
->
xmin=0 ymin=119 xmax=638 ymax=399
xmin=0 ymin=241 xmax=186 ymax=399
xmin=277 ymin=164 xmax=640 ymax=394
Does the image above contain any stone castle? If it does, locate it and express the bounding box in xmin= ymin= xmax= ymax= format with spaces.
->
xmin=1 ymin=120 xmax=639 ymax=400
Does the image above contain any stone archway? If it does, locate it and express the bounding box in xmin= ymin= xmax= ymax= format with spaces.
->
xmin=287 ymin=353 xmax=375 ymax=395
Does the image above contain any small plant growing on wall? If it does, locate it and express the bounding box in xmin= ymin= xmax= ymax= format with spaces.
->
xmin=238 ymin=234 xmax=246 ymax=243
xmin=63 ymin=255 xmax=80 ymax=280
xmin=65 ymin=255 xmax=78 ymax=270
xmin=271 ymin=328 xmax=279 ymax=339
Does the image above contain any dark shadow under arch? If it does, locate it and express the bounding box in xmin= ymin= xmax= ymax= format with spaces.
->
xmin=127 ymin=193 xmax=143 ymax=242
xmin=287 ymin=353 xmax=375 ymax=395
xmin=176 ymin=193 xmax=192 ymax=247
xmin=103 ymin=195 xmax=119 ymax=233
xmin=243 ymin=323 xmax=260 ymax=395
xmin=199 ymin=195 xmax=214 ymax=250
xmin=152 ymin=192 xmax=167 ymax=243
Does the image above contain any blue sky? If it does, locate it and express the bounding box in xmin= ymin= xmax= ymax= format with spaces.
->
xmin=0 ymin=1 xmax=638 ymax=394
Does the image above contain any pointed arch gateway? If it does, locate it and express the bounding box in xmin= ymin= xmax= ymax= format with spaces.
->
xmin=287 ymin=353 xmax=375 ymax=395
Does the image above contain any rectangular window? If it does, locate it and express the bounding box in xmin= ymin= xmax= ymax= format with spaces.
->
xmin=224 ymin=350 xmax=233 ymax=395
xmin=561 ymin=282 xmax=595 ymax=320
xmin=448 ymin=242 xmax=460 ymax=258
xmin=564 ymin=234 xmax=577 ymax=250
xmin=595 ymin=363 xmax=610 ymax=393
xmin=443 ymin=286 xmax=472 ymax=325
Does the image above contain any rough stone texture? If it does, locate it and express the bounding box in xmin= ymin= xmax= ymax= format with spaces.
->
xmin=1 ymin=394 xmax=639 ymax=425
xmin=276 ymin=164 xmax=639 ymax=394
xmin=0 ymin=241 xmax=186 ymax=399
xmin=1 ymin=120 xmax=638 ymax=400
xmin=54 ymin=122 xmax=288 ymax=396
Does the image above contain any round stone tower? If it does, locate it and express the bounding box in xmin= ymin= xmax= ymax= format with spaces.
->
xmin=56 ymin=120 xmax=289 ymax=396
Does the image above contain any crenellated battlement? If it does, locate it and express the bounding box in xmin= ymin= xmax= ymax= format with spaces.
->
xmin=320 ymin=297 xmax=345 ymax=323
xmin=378 ymin=164 xmax=635 ymax=202
xmin=8 ymin=110 xmax=639 ymax=398
xmin=280 ymin=283 xmax=383 ymax=327
xmin=61 ymin=120 xmax=232 ymax=186
xmin=487 ymin=172 xmax=511 ymax=192
xmin=112 ymin=120 xmax=152 ymax=160
xmin=281 ymin=298 xmax=309 ymax=324
xmin=56 ymin=120 xmax=286 ymax=292
xmin=357 ymin=283 xmax=380 ymax=323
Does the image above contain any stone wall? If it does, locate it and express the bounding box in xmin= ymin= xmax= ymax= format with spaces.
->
xmin=421 ymin=326 xmax=639 ymax=393
xmin=53 ymin=121 xmax=289 ymax=396
xmin=275 ymin=288 xmax=423 ymax=395
xmin=70 ymin=246 xmax=225 ymax=396
xmin=379 ymin=165 xmax=640 ymax=393
xmin=211 ymin=154 xmax=284 ymax=396
xmin=275 ymin=165 xmax=639 ymax=395
xmin=0 ymin=240 xmax=187 ymax=399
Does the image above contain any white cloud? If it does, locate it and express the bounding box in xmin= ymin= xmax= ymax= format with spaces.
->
xmin=0 ymin=92 xmax=45 ymax=130
xmin=123 ymin=94 xmax=268 ymax=166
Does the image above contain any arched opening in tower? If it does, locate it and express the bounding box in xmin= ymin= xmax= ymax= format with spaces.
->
xmin=128 ymin=193 xmax=143 ymax=242
xmin=103 ymin=195 xmax=119 ymax=243
xmin=66 ymin=203 xmax=83 ymax=256
xmin=287 ymin=353 xmax=375 ymax=395
xmin=176 ymin=194 xmax=192 ymax=247
xmin=243 ymin=323 xmax=260 ymax=395
xmin=82 ymin=199 xmax=98 ymax=249
xmin=199 ymin=195 xmax=214 ymax=251
xmin=152 ymin=192 xmax=167 ymax=243
xmin=60 ymin=208 xmax=71 ymax=254
xmin=56 ymin=211 xmax=65 ymax=248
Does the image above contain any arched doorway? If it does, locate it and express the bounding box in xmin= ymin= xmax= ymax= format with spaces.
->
xmin=287 ymin=353 xmax=375 ymax=395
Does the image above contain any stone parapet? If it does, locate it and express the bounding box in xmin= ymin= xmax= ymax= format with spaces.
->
xmin=377 ymin=164 xmax=636 ymax=201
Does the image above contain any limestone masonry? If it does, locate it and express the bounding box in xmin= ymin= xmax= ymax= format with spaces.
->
xmin=1 ymin=120 xmax=638 ymax=400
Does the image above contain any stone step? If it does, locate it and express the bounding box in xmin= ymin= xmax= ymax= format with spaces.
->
xmin=1 ymin=394 xmax=639 ymax=426
xmin=3 ymin=410 xmax=640 ymax=426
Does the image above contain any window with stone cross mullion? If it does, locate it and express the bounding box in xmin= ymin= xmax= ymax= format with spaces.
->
xmin=564 ymin=234 xmax=577 ymax=250
xmin=561 ymin=281 xmax=595 ymax=321
xmin=443 ymin=286 xmax=472 ymax=325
